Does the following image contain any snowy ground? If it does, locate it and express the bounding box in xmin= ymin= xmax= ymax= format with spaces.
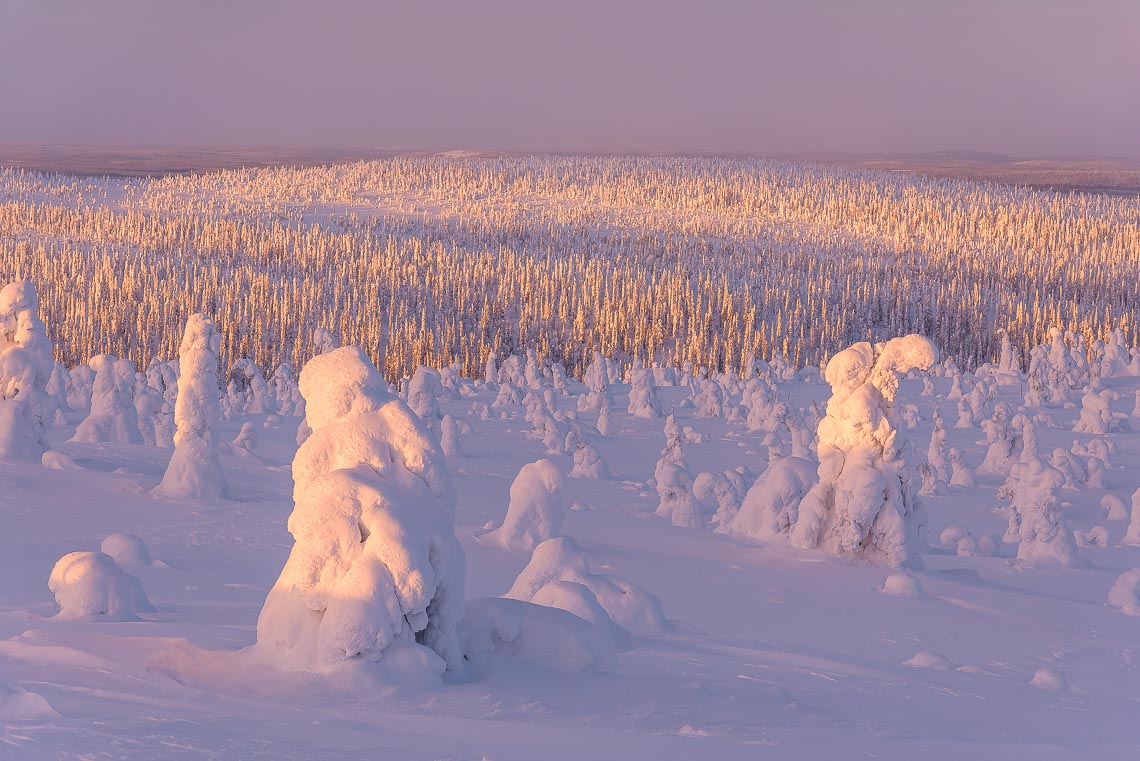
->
xmin=3 ymin=374 xmax=1140 ymax=759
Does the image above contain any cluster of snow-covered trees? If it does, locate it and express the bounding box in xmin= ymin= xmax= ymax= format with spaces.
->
xmin=1 ymin=156 xmax=1137 ymax=382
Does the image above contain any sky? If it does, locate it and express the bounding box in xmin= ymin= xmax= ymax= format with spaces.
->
xmin=1 ymin=0 xmax=1138 ymax=159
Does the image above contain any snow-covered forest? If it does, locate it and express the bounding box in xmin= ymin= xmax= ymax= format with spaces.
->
xmin=2 ymin=156 xmax=1138 ymax=379
xmin=3 ymin=157 xmax=1140 ymax=759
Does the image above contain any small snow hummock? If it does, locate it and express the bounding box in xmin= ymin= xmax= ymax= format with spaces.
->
xmin=483 ymin=459 xmax=567 ymax=550
xmin=1107 ymin=568 xmax=1140 ymax=616
xmin=506 ymin=537 xmax=669 ymax=637
xmin=903 ymin=651 xmax=956 ymax=670
xmin=0 ymin=682 xmax=57 ymax=721
xmin=1029 ymin=667 xmax=1067 ymax=691
xmin=458 ymin=597 xmax=618 ymax=676
xmin=101 ymin=533 xmax=161 ymax=568
xmin=49 ymin=551 xmax=155 ymax=620
xmin=256 ymin=346 xmax=465 ymax=674
xmin=881 ymin=572 xmax=925 ymax=598
xmin=792 ymin=335 xmax=938 ymax=568
xmin=156 ymin=314 xmax=227 ymax=499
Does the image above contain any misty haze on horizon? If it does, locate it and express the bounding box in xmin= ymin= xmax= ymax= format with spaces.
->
xmin=2 ymin=0 xmax=1138 ymax=160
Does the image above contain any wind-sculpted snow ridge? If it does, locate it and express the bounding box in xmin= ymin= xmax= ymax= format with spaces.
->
xmin=256 ymin=346 xmax=465 ymax=674
xmin=1 ymin=156 xmax=1138 ymax=383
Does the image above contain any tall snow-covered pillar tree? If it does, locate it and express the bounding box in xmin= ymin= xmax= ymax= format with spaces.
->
xmin=157 ymin=314 xmax=227 ymax=499
xmin=0 ymin=281 xmax=54 ymax=459
xmin=256 ymin=347 xmax=465 ymax=673
xmin=792 ymin=335 xmax=938 ymax=568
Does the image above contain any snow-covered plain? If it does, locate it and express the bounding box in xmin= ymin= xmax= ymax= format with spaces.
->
xmin=4 ymin=339 xmax=1140 ymax=759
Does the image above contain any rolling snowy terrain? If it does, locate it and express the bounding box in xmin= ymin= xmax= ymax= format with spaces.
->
xmin=2 ymin=324 xmax=1140 ymax=759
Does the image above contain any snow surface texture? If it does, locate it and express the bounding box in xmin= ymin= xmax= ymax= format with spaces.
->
xmin=255 ymin=347 xmax=466 ymax=672
xmin=156 ymin=314 xmax=227 ymax=499
xmin=793 ymin=335 xmax=937 ymax=568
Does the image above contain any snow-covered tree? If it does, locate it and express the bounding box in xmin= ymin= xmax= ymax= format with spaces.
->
xmin=484 ymin=459 xmax=567 ymax=550
xmin=0 ymin=281 xmax=54 ymax=459
xmin=256 ymin=346 xmax=464 ymax=672
xmin=157 ymin=315 xmax=227 ymax=499
xmin=792 ymin=335 xmax=937 ymax=568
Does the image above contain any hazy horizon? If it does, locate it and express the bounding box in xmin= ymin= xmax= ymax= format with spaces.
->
xmin=2 ymin=1 xmax=1138 ymax=160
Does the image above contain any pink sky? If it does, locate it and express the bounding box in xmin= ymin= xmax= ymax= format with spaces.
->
xmin=2 ymin=0 xmax=1137 ymax=158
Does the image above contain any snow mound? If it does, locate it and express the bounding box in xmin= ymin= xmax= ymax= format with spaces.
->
xmin=727 ymin=456 xmax=817 ymax=540
xmin=0 ymin=682 xmax=58 ymax=720
xmin=483 ymin=459 xmax=567 ymax=550
xmin=101 ymin=533 xmax=160 ymax=568
xmin=41 ymin=450 xmax=78 ymax=470
xmin=459 ymin=597 xmax=618 ymax=676
xmin=1029 ymin=667 xmax=1066 ymax=691
xmin=506 ymin=537 xmax=669 ymax=637
xmin=1102 ymin=493 xmax=1129 ymax=521
xmin=881 ymin=572 xmax=925 ymax=598
xmin=49 ymin=551 xmax=155 ymax=620
xmin=256 ymin=346 xmax=465 ymax=674
xmin=1107 ymin=568 xmax=1140 ymax=616
xmin=903 ymin=651 xmax=956 ymax=670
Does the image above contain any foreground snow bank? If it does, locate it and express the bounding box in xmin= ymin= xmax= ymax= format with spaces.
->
xmin=256 ymin=347 xmax=465 ymax=674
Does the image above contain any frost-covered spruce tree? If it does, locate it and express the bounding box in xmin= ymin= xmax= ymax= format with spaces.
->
xmin=271 ymin=363 xmax=302 ymax=416
xmin=1007 ymin=422 xmax=1080 ymax=566
xmin=979 ymin=402 xmax=1017 ymax=476
xmin=257 ymin=346 xmax=464 ymax=672
xmin=407 ymin=366 xmax=444 ymax=431
xmin=483 ymin=351 xmax=498 ymax=388
xmin=0 ymin=281 xmax=54 ymax=459
xmin=654 ymin=414 xmax=698 ymax=528
xmin=791 ymin=335 xmax=938 ymax=568
xmin=229 ymin=358 xmax=275 ymax=415
xmin=484 ymin=459 xmax=567 ymax=550
xmin=71 ymin=357 xmax=144 ymax=445
xmin=576 ymin=351 xmax=612 ymax=413
xmin=440 ymin=413 xmax=464 ymax=458
xmin=927 ymin=406 xmax=948 ymax=481
xmin=157 ymin=315 xmax=227 ymax=499
xmin=626 ymin=360 xmax=662 ymax=419
xmin=1073 ymin=387 xmax=1115 ymax=434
